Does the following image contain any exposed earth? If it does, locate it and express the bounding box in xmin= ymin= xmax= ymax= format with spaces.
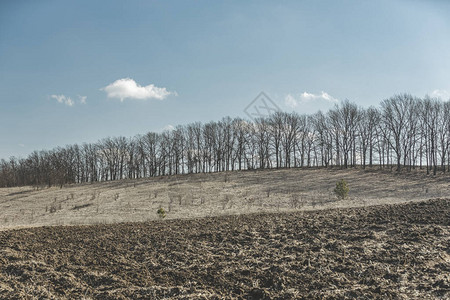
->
xmin=1 ymin=198 xmax=448 ymax=299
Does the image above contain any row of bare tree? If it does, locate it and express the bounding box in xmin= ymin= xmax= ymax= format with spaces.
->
xmin=1 ymin=94 xmax=449 ymax=188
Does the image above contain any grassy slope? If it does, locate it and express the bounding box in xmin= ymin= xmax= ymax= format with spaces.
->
xmin=0 ymin=168 xmax=449 ymax=229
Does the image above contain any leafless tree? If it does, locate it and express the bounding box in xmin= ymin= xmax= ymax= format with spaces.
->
xmin=1 ymin=94 xmax=449 ymax=188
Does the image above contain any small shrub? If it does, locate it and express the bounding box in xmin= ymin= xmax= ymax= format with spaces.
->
xmin=291 ymin=195 xmax=298 ymax=208
xmin=222 ymin=194 xmax=233 ymax=210
xmin=334 ymin=179 xmax=349 ymax=200
xmin=49 ymin=205 xmax=57 ymax=213
xmin=157 ymin=207 xmax=166 ymax=219
xmin=290 ymin=194 xmax=304 ymax=209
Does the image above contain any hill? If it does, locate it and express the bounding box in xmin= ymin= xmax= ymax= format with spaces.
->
xmin=0 ymin=168 xmax=449 ymax=229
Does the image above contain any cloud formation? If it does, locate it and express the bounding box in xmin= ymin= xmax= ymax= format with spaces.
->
xmin=51 ymin=94 xmax=87 ymax=106
xmin=285 ymin=91 xmax=338 ymax=109
xmin=78 ymin=95 xmax=87 ymax=104
xmin=163 ymin=124 xmax=175 ymax=131
xmin=102 ymin=78 xmax=175 ymax=101
xmin=284 ymin=91 xmax=339 ymax=114
xmin=430 ymin=89 xmax=450 ymax=100
xmin=51 ymin=94 xmax=74 ymax=106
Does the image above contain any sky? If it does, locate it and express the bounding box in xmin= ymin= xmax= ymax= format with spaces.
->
xmin=1 ymin=0 xmax=450 ymax=159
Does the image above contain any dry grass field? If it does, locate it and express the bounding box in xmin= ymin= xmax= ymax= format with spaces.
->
xmin=0 ymin=168 xmax=449 ymax=229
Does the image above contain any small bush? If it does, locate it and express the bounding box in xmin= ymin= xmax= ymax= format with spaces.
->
xmin=49 ymin=205 xmax=57 ymax=213
xmin=157 ymin=207 xmax=166 ymax=219
xmin=334 ymin=179 xmax=349 ymax=200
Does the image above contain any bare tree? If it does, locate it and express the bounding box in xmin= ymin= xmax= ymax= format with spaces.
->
xmin=1 ymin=94 xmax=449 ymax=188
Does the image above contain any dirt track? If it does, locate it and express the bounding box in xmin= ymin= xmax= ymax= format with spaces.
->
xmin=0 ymin=199 xmax=449 ymax=299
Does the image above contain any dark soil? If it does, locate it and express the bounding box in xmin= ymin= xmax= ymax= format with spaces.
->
xmin=1 ymin=199 xmax=449 ymax=299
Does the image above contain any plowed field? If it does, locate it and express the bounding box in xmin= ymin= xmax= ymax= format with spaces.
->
xmin=1 ymin=199 xmax=449 ymax=299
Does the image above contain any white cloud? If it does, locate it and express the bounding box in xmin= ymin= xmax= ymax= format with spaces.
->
xmin=78 ymin=95 xmax=87 ymax=104
xmin=285 ymin=94 xmax=298 ymax=108
xmin=430 ymin=89 xmax=450 ymax=100
xmin=18 ymin=143 xmax=25 ymax=148
xmin=102 ymin=78 xmax=175 ymax=101
xmin=285 ymin=91 xmax=338 ymax=114
xmin=163 ymin=124 xmax=175 ymax=131
xmin=285 ymin=91 xmax=338 ymax=108
xmin=51 ymin=94 xmax=74 ymax=106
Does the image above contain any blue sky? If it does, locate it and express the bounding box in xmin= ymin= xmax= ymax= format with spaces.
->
xmin=1 ymin=0 xmax=450 ymax=159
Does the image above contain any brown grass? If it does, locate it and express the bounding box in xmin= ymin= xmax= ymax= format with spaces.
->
xmin=0 ymin=168 xmax=449 ymax=229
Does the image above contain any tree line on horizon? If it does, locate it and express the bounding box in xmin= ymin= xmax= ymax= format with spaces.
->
xmin=0 ymin=93 xmax=449 ymax=188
